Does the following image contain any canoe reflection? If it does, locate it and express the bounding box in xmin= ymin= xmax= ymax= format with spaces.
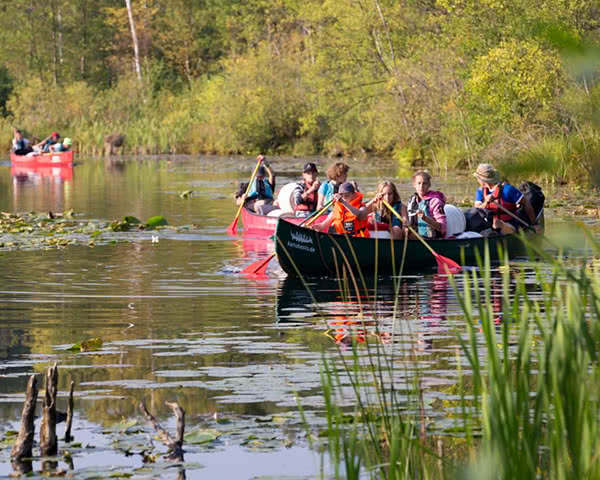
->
xmin=277 ymin=273 xmax=506 ymax=347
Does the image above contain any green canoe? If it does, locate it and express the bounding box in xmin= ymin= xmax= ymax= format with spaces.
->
xmin=274 ymin=218 xmax=532 ymax=277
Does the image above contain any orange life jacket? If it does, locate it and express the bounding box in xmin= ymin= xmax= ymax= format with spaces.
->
xmin=332 ymin=193 xmax=370 ymax=237
xmin=483 ymin=183 xmax=517 ymax=222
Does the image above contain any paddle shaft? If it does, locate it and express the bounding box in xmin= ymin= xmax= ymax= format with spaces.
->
xmin=490 ymin=200 xmax=537 ymax=233
xmin=229 ymin=159 xmax=263 ymax=230
xmin=382 ymin=200 xmax=438 ymax=256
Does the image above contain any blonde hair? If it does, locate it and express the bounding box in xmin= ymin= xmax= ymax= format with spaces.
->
xmin=375 ymin=180 xmax=401 ymax=224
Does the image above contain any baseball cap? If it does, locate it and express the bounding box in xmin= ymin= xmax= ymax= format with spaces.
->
xmin=303 ymin=162 xmax=318 ymax=173
xmin=338 ymin=182 xmax=355 ymax=194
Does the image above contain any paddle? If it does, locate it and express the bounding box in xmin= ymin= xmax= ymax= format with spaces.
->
xmin=227 ymin=157 xmax=263 ymax=234
xmin=382 ymin=200 xmax=461 ymax=274
xmin=241 ymin=199 xmax=334 ymax=275
xmin=490 ymin=200 xmax=538 ymax=233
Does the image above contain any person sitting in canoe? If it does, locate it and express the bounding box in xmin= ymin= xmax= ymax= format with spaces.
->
xmin=317 ymin=162 xmax=351 ymax=211
xmin=473 ymin=163 xmax=537 ymax=234
xmin=11 ymin=128 xmax=33 ymax=155
xmin=313 ymin=182 xmax=370 ymax=237
xmin=49 ymin=137 xmax=72 ymax=152
xmin=238 ymin=155 xmax=277 ymax=215
xmin=366 ymin=180 xmax=408 ymax=239
xmin=407 ymin=171 xmax=447 ymax=239
xmin=33 ymin=131 xmax=60 ymax=153
xmin=292 ymin=162 xmax=320 ymax=217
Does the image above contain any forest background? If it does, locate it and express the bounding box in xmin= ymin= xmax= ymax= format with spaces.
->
xmin=0 ymin=0 xmax=599 ymax=185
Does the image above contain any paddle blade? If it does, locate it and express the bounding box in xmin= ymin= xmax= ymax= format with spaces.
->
xmin=241 ymin=253 xmax=275 ymax=275
xmin=435 ymin=254 xmax=461 ymax=274
xmin=226 ymin=217 xmax=239 ymax=235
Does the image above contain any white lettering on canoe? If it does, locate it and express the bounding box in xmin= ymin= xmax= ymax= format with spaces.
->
xmin=290 ymin=231 xmax=313 ymax=245
xmin=286 ymin=241 xmax=315 ymax=253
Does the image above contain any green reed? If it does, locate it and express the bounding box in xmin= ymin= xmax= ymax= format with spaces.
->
xmin=294 ymin=228 xmax=600 ymax=479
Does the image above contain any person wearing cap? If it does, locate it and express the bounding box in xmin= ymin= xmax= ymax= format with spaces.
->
xmin=473 ymin=163 xmax=536 ymax=234
xmin=292 ymin=162 xmax=321 ymax=217
xmin=242 ymin=154 xmax=277 ymax=215
xmin=313 ymin=182 xmax=370 ymax=237
xmin=317 ymin=162 xmax=351 ymax=211
xmin=11 ymin=128 xmax=33 ymax=155
xmin=34 ymin=131 xmax=60 ymax=153
xmin=50 ymin=137 xmax=73 ymax=152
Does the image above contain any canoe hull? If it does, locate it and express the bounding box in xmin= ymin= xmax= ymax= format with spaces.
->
xmin=11 ymin=151 xmax=74 ymax=167
xmin=240 ymin=207 xmax=326 ymax=236
xmin=274 ymin=218 xmax=530 ymax=277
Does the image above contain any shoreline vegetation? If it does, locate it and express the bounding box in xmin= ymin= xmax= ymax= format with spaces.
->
xmin=0 ymin=1 xmax=599 ymax=186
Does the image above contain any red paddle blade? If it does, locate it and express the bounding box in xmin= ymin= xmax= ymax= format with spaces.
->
xmin=435 ymin=254 xmax=461 ymax=274
xmin=226 ymin=218 xmax=239 ymax=235
xmin=241 ymin=253 xmax=275 ymax=275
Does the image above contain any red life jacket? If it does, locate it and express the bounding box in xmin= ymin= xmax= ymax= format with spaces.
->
xmin=332 ymin=193 xmax=370 ymax=237
xmin=295 ymin=182 xmax=318 ymax=212
xmin=483 ymin=183 xmax=518 ymax=222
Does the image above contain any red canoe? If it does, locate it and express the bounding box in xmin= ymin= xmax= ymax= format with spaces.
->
xmin=11 ymin=150 xmax=74 ymax=166
xmin=241 ymin=207 xmax=326 ymax=235
xmin=240 ymin=207 xmax=389 ymax=236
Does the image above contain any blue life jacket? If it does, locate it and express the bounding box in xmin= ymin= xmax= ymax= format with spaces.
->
xmin=247 ymin=178 xmax=273 ymax=201
xmin=408 ymin=195 xmax=434 ymax=238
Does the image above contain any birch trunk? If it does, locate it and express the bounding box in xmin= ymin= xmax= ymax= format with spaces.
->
xmin=125 ymin=0 xmax=142 ymax=82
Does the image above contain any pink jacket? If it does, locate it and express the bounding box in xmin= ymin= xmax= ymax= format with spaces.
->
xmin=422 ymin=191 xmax=447 ymax=236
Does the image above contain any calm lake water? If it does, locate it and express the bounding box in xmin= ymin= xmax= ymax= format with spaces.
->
xmin=0 ymin=155 xmax=596 ymax=479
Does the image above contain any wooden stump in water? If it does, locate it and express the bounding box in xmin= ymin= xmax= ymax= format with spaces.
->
xmin=40 ymin=363 xmax=58 ymax=457
xmin=64 ymin=381 xmax=75 ymax=442
xmin=140 ymin=401 xmax=185 ymax=461
xmin=11 ymin=375 xmax=38 ymax=460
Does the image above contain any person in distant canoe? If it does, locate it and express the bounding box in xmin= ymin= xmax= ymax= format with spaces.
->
xmin=34 ymin=131 xmax=60 ymax=153
xmin=473 ymin=163 xmax=536 ymax=234
xmin=313 ymin=182 xmax=370 ymax=237
xmin=406 ymin=171 xmax=447 ymax=239
xmin=11 ymin=128 xmax=33 ymax=155
xmin=292 ymin=162 xmax=320 ymax=217
xmin=49 ymin=137 xmax=72 ymax=152
xmin=317 ymin=162 xmax=351 ymax=211
xmin=239 ymin=155 xmax=277 ymax=215
xmin=366 ymin=180 xmax=408 ymax=239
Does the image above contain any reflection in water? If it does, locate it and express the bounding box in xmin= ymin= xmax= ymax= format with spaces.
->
xmin=11 ymin=165 xmax=73 ymax=213
xmin=0 ymin=156 xmax=589 ymax=478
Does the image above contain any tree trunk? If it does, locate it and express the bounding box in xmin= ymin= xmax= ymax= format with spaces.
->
xmin=124 ymin=0 xmax=142 ymax=82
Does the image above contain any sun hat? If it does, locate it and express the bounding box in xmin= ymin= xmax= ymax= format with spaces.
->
xmin=473 ymin=163 xmax=501 ymax=184
xmin=63 ymin=137 xmax=72 ymax=146
xmin=338 ymin=182 xmax=356 ymax=194
xmin=303 ymin=162 xmax=318 ymax=174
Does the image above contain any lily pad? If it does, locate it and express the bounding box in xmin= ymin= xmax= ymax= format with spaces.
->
xmin=183 ymin=428 xmax=221 ymax=444
xmin=68 ymin=337 xmax=103 ymax=352
xmin=146 ymin=216 xmax=168 ymax=229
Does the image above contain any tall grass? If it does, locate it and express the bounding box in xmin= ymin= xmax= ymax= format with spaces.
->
xmin=300 ymin=231 xmax=600 ymax=479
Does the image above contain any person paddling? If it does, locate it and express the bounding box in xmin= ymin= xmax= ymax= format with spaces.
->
xmin=49 ymin=137 xmax=72 ymax=152
xmin=313 ymin=182 xmax=370 ymax=237
xmin=34 ymin=131 xmax=60 ymax=153
xmin=366 ymin=180 xmax=408 ymax=239
xmin=473 ymin=163 xmax=537 ymax=234
xmin=238 ymin=155 xmax=277 ymax=215
xmin=11 ymin=128 xmax=33 ymax=155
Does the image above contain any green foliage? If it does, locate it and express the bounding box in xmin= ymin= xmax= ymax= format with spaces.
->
xmin=467 ymin=40 xmax=564 ymax=123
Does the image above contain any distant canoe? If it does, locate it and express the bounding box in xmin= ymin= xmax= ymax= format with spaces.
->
xmin=11 ymin=151 xmax=74 ymax=167
xmin=274 ymin=218 xmax=531 ymax=277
